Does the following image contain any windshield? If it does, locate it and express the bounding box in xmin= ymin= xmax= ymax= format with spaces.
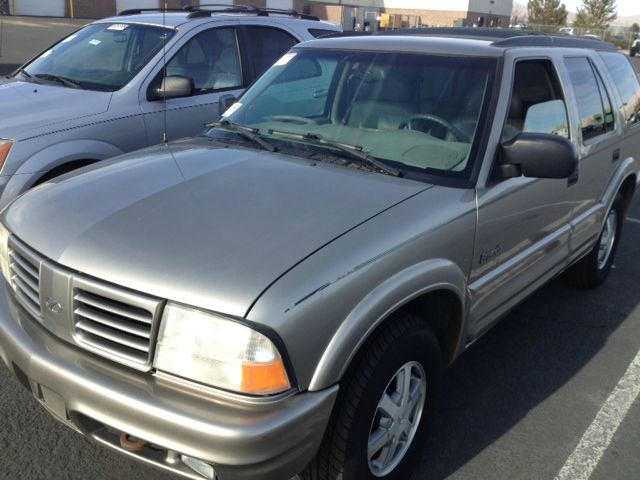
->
xmin=216 ymin=49 xmax=496 ymax=178
xmin=22 ymin=23 xmax=175 ymax=92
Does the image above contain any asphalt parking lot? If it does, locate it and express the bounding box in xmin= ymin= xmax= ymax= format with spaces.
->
xmin=1 ymin=15 xmax=640 ymax=480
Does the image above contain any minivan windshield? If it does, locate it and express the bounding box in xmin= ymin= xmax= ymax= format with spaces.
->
xmin=217 ymin=49 xmax=496 ymax=178
xmin=22 ymin=23 xmax=174 ymax=92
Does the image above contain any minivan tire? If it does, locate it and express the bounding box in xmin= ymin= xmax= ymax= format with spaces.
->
xmin=300 ymin=312 xmax=442 ymax=480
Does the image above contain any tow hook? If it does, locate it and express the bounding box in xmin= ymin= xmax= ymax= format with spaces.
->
xmin=119 ymin=432 xmax=149 ymax=452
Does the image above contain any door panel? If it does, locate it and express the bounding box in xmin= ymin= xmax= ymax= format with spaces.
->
xmin=561 ymin=55 xmax=623 ymax=255
xmin=469 ymin=58 xmax=574 ymax=336
xmin=140 ymin=24 xmax=243 ymax=145
xmin=15 ymin=0 xmax=64 ymax=16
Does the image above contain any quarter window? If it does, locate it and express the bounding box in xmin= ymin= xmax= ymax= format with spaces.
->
xmin=564 ymin=57 xmax=610 ymax=142
xmin=599 ymin=52 xmax=640 ymax=126
xmin=165 ymin=27 xmax=242 ymax=94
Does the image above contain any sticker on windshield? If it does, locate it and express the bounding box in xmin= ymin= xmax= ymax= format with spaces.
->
xmin=62 ymin=33 xmax=78 ymax=43
xmin=88 ymin=39 xmax=102 ymax=46
xmin=221 ymin=102 xmax=242 ymax=117
xmin=107 ymin=24 xmax=129 ymax=31
xmin=274 ymin=52 xmax=296 ymax=66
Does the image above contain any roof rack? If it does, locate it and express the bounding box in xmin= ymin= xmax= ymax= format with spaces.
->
xmin=325 ymin=27 xmax=616 ymax=51
xmin=118 ymin=4 xmax=319 ymax=21
xmin=492 ymin=34 xmax=616 ymax=51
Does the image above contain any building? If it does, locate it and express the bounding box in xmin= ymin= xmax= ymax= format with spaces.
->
xmin=6 ymin=0 xmax=513 ymax=30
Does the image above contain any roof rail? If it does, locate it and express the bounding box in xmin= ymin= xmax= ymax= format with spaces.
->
xmin=118 ymin=8 xmax=185 ymax=16
xmin=118 ymin=4 xmax=319 ymax=21
xmin=325 ymin=27 xmax=617 ymax=51
xmin=492 ymin=34 xmax=617 ymax=51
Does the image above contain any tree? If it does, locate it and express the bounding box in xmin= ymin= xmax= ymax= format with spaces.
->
xmin=527 ymin=0 xmax=568 ymax=26
xmin=511 ymin=2 xmax=528 ymax=25
xmin=573 ymin=0 xmax=617 ymax=29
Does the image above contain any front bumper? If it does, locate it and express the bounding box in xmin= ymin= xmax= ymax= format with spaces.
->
xmin=0 ymin=284 xmax=338 ymax=480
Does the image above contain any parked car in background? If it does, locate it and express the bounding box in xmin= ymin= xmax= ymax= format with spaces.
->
xmin=0 ymin=29 xmax=638 ymax=480
xmin=631 ymin=37 xmax=640 ymax=56
xmin=0 ymin=6 xmax=340 ymax=210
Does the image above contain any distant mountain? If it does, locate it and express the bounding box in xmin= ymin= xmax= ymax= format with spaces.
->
xmin=612 ymin=15 xmax=640 ymax=27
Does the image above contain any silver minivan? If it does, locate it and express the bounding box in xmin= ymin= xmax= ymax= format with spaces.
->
xmin=0 ymin=7 xmax=339 ymax=209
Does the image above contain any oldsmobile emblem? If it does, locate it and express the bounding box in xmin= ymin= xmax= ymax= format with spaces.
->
xmin=45 ymin=297 xmax=63 ymax=314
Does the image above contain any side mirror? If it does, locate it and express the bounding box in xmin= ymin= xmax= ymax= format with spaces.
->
xmin=499 ymin=132 xmax=578 ymax=179
xmin=149 ymin=75 xmax=194 ymax=101
xmin=218 ymin=94 xmax=237 ymax=117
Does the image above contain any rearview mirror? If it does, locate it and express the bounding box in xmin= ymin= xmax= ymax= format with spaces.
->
xmin=499 ymin=132 xmax=578 ymax=179
xmin=149 ymin=75 xmax=194 ymax=101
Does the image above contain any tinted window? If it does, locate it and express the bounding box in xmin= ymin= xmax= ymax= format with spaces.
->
xmin=245 ymin=27 xmax=297 ymax=76
xmin=593 ymin=67 xmax=615 ymax=132
xmin=308 ymin=28 xmax=338 ymax=38
xmin=166 ymin=28 xmax=241 ymax=94
xmin=600 ymin=52 xmax=640 ymax=125
xmin=564 ymin=57 xmax=608 ymax=142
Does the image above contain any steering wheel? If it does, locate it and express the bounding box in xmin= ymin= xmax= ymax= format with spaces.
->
xmin=400 ymin=114 xmax=471 ymax=143
xmin=265 ymin=115 xmax=317 ymax=125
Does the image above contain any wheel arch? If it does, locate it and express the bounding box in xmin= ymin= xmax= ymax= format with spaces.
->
xmin=308 ymin=259 xmax=468 ymax=391
xmin=619 ymin=173 xmax=637 ymax=217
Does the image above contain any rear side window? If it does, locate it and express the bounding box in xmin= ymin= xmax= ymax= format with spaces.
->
xmin=244 ymin=27 xmax=297 ymax=77
xmin=599 ymin=52 xmax=640 ymax=126
xmin=564 ymin=57 xmax=611 ymax=142
xmin=308 ymin=28 xmax=338 ymax=38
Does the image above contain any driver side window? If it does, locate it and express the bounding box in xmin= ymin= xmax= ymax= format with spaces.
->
xmin=165 ymin=27 xmax=242 ymax=95
xmin=502 ymin=59 xmax=569 ymax=141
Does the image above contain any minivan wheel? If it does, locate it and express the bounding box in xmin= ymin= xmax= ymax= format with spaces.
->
xmin=565 ymin=193 xmax=624 ymax=289
xmin=301 ymin=313 xmax=442 ymax=480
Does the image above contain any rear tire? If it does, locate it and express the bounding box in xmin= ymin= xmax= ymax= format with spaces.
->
xmin=300 ymin=312 xmax=442 ymax=480
xmin=565 ymin=193 xmax=624 ymax=289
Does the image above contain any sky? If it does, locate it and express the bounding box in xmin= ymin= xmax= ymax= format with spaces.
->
xmin=561 ymin=0 xmax=637 ymax=17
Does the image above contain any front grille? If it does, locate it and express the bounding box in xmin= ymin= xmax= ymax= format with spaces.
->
xmin=73 ymin=286 xmax=159 ymax=365
xmin=8 ymin=247 xmax=41 ymax=317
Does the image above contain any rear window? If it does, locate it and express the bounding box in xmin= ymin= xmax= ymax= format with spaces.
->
xmin=599 ymin=52 xmax=640 ymax=126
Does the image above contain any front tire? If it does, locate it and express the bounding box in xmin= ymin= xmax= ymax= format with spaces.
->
xmin=566 ymin=193 xmax=624 ymax=289
xmin=301 ymin=313 xmax=442 ymax=480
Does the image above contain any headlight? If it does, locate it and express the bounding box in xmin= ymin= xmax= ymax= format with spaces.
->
xmin=154 ymin=304 xmax=291 ymax=395
xmin=0 ymin=222 xmax=10 ymax=282
xmin=0 ymin=139 xmax=14 ymax=172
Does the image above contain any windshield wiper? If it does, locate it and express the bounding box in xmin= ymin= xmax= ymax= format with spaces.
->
xmin=34 ymin=73 xmax=82 ymax=89
xmin=206 ymin=120 xmax=276 ymax=153
xmin=267 ymin=129 xmax=400 ymax=177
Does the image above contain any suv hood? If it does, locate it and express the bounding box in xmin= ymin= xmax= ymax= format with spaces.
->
xmin=3 ymin=139 xmax=428 ymax=317
xmin=0 ymin=79 xmax=111 ymax=137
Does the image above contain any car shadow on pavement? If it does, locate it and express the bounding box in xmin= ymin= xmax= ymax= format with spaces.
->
xmin=413 ymin=222 xmax=640 ymax=480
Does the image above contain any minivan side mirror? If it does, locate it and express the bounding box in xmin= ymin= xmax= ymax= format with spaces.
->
xmin=149 ymin=75 xmax=194 ymax=101
xmin=499 ymin=132 xmax=578 ymax=179
xmin=218 ymin=94 xmax=237 ymax=117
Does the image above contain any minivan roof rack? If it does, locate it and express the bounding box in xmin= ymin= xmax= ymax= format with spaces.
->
xmin=118 ymin=4 xmax=319 ymax=21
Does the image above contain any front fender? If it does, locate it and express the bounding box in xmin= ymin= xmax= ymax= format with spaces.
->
xmin=0 ymin=139 xmax=124 ymax=209
xmin=308 ymin=259 xmax=467 ymax=391
xmin=12 ymin=139 xmax=124 ymax=176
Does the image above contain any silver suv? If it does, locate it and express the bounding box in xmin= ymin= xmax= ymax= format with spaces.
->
xmin=0 ymin=6 xmax=339 ymax=210
xmin=0 ymin=29 xmax=639 ymax=480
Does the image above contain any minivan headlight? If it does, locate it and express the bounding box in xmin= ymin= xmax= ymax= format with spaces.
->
xmin=0 ymin=222 xmax=10 ymax=282
xmin=154 ymin=304 xmax=291 ymax=395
